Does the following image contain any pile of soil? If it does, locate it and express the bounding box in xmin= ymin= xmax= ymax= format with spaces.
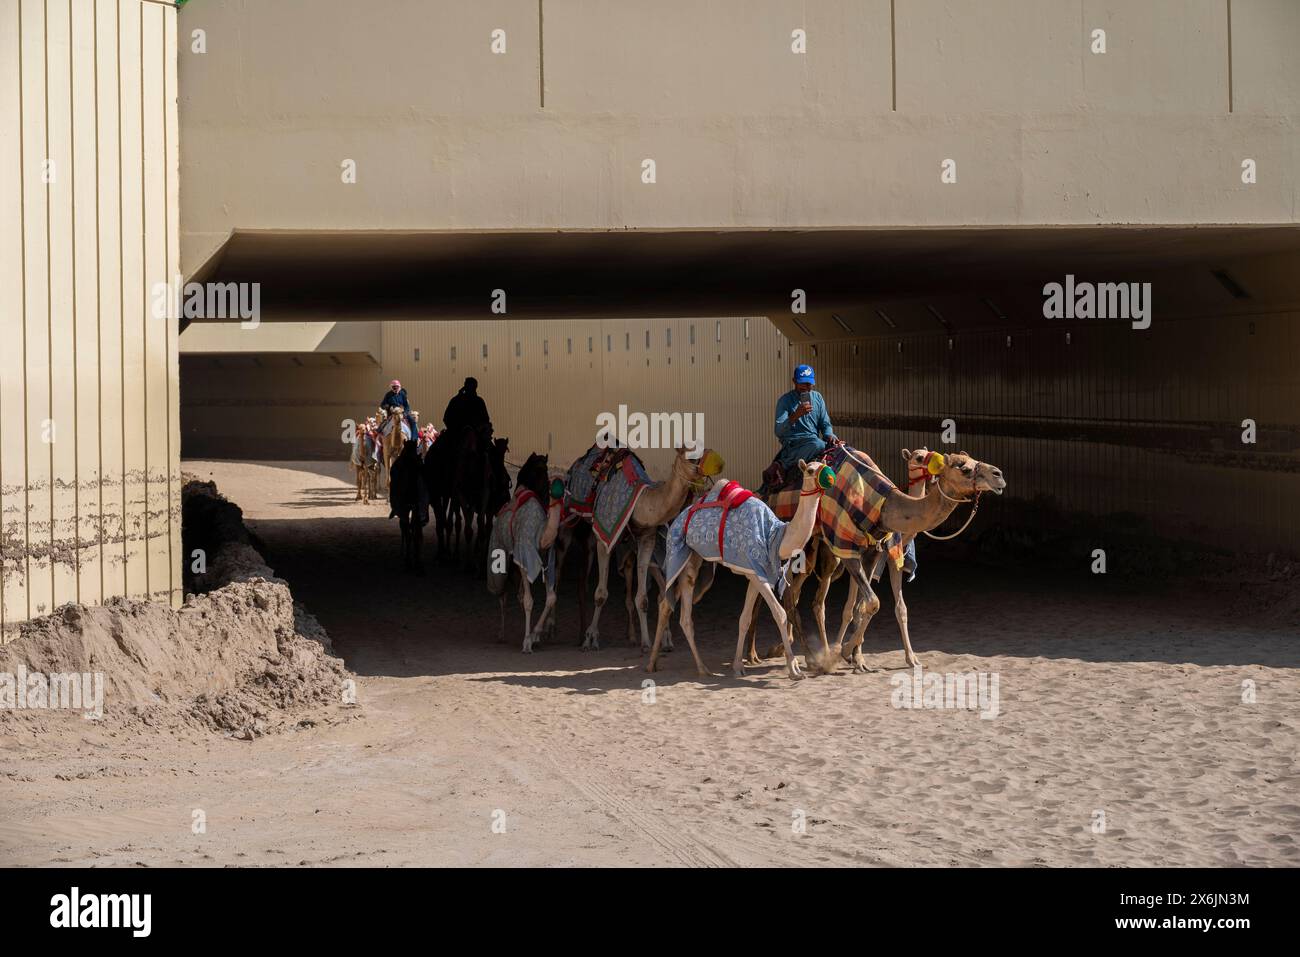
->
xmin=0 ymin=478 xmax=353 ymax=739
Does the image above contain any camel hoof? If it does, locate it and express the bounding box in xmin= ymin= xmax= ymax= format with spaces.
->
xmin=732 ymin=665 xmax=745 ymax=678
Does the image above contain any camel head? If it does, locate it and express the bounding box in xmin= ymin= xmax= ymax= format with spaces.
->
xmin=674 ymin=445 xmax=725 ymax=489
xmin=796 ymin=457 xmax=835 ymax=492
xmin=517 ymin=451 xmax=550 ymax=499
xmin=902 ymin=447 xmax=1006 ymax=497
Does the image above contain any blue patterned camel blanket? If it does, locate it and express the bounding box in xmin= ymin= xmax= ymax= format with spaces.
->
xmin=487 ymin=489 xmax=555 ymax=595
xmin=664 ymin=480 xmax=791 ymax=598
xmin=380 ymin=414 xmax=414 ymax=443
xmin=563 ymin=445 xmax=655 ymax=549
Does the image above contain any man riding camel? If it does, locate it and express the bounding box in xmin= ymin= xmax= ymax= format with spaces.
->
xmin=380 ymin=379 xmax=418 ymax=441
xmin=442 ymin=377 xmax=493 ymax=437
xmin=766 ymin=363 xmax=917 ymax=577
xmin=773 ymin=364 xmax=840 ymax=479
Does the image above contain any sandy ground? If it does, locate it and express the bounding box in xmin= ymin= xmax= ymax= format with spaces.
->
xmin=2 ymin=459 xmax=1297 ymax=867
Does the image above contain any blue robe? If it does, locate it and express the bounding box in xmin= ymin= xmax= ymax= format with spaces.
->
xmin=774 ymin=389 xmax=837 ymax=470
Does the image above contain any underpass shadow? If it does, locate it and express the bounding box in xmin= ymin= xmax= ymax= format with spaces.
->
xmin=245 ymin=512 xmax=1300 ymax=685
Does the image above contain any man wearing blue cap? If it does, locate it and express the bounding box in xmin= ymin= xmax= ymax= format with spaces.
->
xmin=773 ymin=364 xmax=840 ymax=480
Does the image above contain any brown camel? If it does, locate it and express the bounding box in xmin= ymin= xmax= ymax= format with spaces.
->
xmin=581 ymin=447 xmax=724 ymax=652
xmin=379 ymin=408 xmax=406 ymax=489
xmin=753 ymin=446 xmax=1006 ymax=674
xmin=349 ymin=423 xmax=379 ymax=503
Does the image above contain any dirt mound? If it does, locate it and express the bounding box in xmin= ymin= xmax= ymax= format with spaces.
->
xmin=1 ymin=479 xmax=353 ymax=738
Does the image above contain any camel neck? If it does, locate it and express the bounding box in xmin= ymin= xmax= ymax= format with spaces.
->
xmin=884 ymin=476 xmax=959 ymax=536
xmin=779 ymin=479 xmax=821 ymax=558
xmin=635 ymin=460 xmax=692 ymax=527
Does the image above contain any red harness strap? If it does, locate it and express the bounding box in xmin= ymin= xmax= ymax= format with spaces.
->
xmin=510 ymin=489 xmax=539 ymax=537
xmin=683 ymin=480 xmax=753 ymax=556
xmin=908 ymin=451 xmax=943 ymax=490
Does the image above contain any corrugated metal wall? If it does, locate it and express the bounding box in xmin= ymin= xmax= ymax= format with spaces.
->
xmin=1 ymin=0 xmax=180 ymax=640
xmin=792 ymin=309 xmax=1300 ymax=554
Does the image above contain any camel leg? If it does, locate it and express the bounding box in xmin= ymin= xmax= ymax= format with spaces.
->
xmin=733 ymin=579 xmax=761 ymax=677
xmin=806 ymin=567 xmax=836 ymax=672
xmin=531 ymin=579 xmax=557 ymax=647
xmin=634 ymin=532 xmax=656 ymax=652
xmin=653 ymin=562 xmax=678 ymax=651
xmin=582 ymin=539 xmax=612 ymax=650
xmin=557 ymin=526 xmax=590 ymax=644
xmin=888 ymin=547 xmax=919 ymax=668
xmin=744 ymin=608 xmax=762 ymax=665
xmin=756 ymin=580 xmax=802 ymax=680
xmin=620 ymin=549 xmax=637 ymax=646
xmin=841 ymin=557 xmax=883 ymax=674
xmin=646 ymin=588 xmax=676 ymax=673
xmin=498 ymin=591 xmax=507 ymax=643
xmin=519 ymin=571 xmax=536 ymax=653
xmin=835 ymin=576 xmax=858 ymax=658
xmin=760 ymin=559 xmax=813 ymax=662
xmin=674 ymin=554 xmax=710 ymax=678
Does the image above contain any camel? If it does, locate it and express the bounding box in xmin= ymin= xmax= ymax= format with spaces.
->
xmin=648 ymin=459 xmax=833 ymax=680
xmin=349 ymin=423 xmax=379 ymax=503
xmin=752 ymin=445 xmax=1005 ymax=674
xmin=487 ymin=453 xmax=563 ymax=653
xmin=387 ymin=439 xmax=429 ymax=574
xmin=574 ymin=446 xmax=725 ymax=652
xmin=379 ymin=407 xmax=408 ymax=489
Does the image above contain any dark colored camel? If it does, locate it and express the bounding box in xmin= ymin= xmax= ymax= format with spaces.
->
xmin=388 ymin=440 xmax=428 ymax=574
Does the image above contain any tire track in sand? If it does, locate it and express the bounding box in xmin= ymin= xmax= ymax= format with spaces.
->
xmin=461 ymin=678 xmax=736 ymax=868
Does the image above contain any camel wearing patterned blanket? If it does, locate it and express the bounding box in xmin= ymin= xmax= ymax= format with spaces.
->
xmin=349 ymin=423 xmax=380 ymax=503
xmin=649 ymin=459 xmax=832 ymax=680
xmin=487 ymin=453 xmax=563 ymax=653
xmin=563 ymin=445 xmax=725 ymax=653
xmin=755 ymin=445 xmax=1006 ymax=675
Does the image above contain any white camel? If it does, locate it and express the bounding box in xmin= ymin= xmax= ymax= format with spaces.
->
xmin=648 ymin=459 xmax=833 ymax=680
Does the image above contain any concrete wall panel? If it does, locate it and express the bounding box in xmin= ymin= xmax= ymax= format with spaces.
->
xmin=72 ymin=0 xmax=103 ymax=606
xmin=118 ymin=0 xmax=147 ymax=602
xmin=20 ymin=0 xmax=54 ymax=620
xmin=95 ymin=0 xmax=126 ymax=603
xmin=143 ymin=1 xmax=169 ymax=603
xmin=47 ymin=0 xmax=79 ymax=610
xmin=1232 ymin=0 xmax=1300 ymax=114
xmin=182 ymin=316 xmax=792 ymax=489
xmin=0 ymin=1 xmax=27 ymax=632
xmin=177 ymin=0 xmax=1300 ymax=274
xmin=1 ymin=0 xmax=179 ymax=639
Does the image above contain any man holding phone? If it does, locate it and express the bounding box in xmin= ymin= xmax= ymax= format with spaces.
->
xmin=772 ymin=364 xmax=840 ymax=482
